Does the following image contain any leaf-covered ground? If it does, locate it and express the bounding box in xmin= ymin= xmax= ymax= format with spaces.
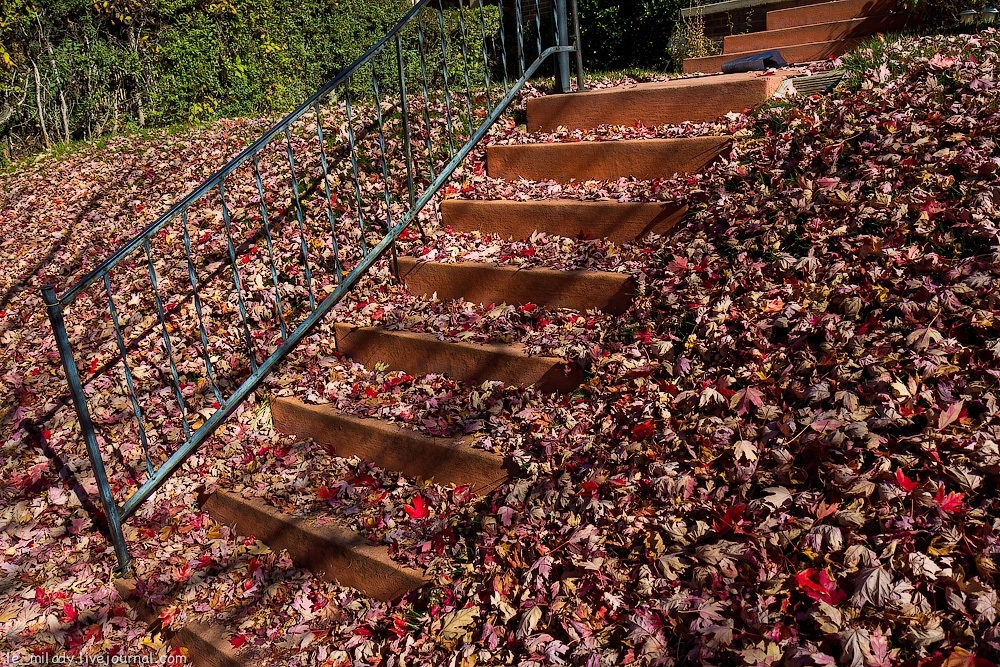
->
xmin=3 ymin=31 xmax=1000 ymax=666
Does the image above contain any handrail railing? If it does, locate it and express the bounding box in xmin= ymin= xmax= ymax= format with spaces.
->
xmin=42 ymin=0 xmax=585 ymax=577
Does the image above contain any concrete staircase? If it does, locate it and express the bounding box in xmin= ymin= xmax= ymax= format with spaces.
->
xmin=123 ymin=71 xmax=792 ymax=663
xmin=683 ymin=0 xmax=909 ymax=73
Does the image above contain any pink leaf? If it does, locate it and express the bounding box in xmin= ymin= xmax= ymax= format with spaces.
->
xmin=938 ymin=400 xmax=965 ymax=430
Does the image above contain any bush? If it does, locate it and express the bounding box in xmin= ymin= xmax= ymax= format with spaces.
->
xmin=0 ymin=0 xmax=421 ymax=161
xmin=577 ymin=0 xmax=688 ymax=72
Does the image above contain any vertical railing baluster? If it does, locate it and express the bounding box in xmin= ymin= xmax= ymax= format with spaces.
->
xmin=533 ymin=0 xmax=543 ymax=62
xmin=143 ymin=240 xmax=192 ymax=440
xmin=218 ymin=182 xmax=259 ymax=372
xmin=491 ymin=0 xmax=510 ymax=93
xmin=553 ymin=0 xmax=571 ymax=92
xmin=313 ymin=99 xmax=345 ymax=284
xmin=180 ymin=211 xmax=226 ymax=407
xmin=370 ymin=56 xmax=401 ymax=277
xmin=437 ymin=7 xmax=458 ymax=158
xmin=251 ymin=154 xmax=289 ymax=342
xmin=283 ymin=126 xmax=317 ymax=312
xmin=342 ymin=83 xmax=370 ymax=257
xmin=395 ymin=34 xmax=416 ymax=211
xmin=455 ymin=0 xmax=477 ymax=137
xmin=395 ymin=34 xmax=420 ymax=229
xmin=416 ymin=14 xmax=438 ymax=183
xmin=42 ymin=285 xmax=133 ymax=577
xmin=104 ymin=274 xmax=154 ymax=479
xmin=571 ymin=0 xmax=587 ymax=91
xmin=472 ymin=0 xmax=494 ymax=112
xmin=370 ymin=60 xmax=396 ymax=232
xmin=515 ymin=0 xmax=526 ymax=78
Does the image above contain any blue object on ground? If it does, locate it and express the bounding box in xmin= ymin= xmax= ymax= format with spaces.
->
xmin=721 ymin=49 xmax=787 ymax=74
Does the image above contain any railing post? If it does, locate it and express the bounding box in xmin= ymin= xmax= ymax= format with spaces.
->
xmin=554 ymin=0 xmax=572 ymax=93
xmin=41 ymin=285 xmax=134 ymax=578
xmin=570 ymin=0 xmax=587 ymax=91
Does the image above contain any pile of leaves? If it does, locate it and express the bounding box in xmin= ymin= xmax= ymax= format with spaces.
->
xmin=4 ymin=29 xmax=1000 ymax=666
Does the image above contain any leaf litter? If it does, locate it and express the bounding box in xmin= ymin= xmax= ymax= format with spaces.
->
xmin=2 ymin=31 xmax=1000 ymax=666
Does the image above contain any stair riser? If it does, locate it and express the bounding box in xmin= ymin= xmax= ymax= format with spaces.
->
xmin=767 ymin=0 xmax=897 ymax=29
xmin=487 ymin=137 xmax=731 ymax=182
xmin=397 ymin=257 xmax=636 ymax=315
xmin=526 ymin=73 xmax=785 ymax=132
xmin=441 ymin=199 xmax=688 ymax=243
xmin=725 ymin=13 xmax=908 ymax=53
xmin=335 ymin=323 xmax=584 ymax=393
xmin=271 ymin=397 xmax=511 ymax=494
xmin=203 ymin=491 xmax=426 ymax=602
xmin=683 ymin=39 xmax=864 ymax=74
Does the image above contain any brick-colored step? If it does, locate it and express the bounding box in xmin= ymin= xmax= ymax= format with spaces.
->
xmin=115 ymin=579 xmax=242 ymax=667
xmin=487 ymin=136 xmax=731 ymax=182
xmin=526 ymin=72 xmax=789 ymax=132
xmin=767 ymin=0 xmax=897 ymax=29
xmin=271 ymin=397 xmax=511 ymax=494
xmin=441 ymin=199 xmax=688 ymax=242
xmin=334 ymin=323 xmax=584 ymax=393
xmin=202 ymin=490 xmax=427 ymax=602
xmin=725 ymin=13 xmax=908 ymax=53
xmin=683 ymin=39 xmax=864 ymax=74
xmin=397 ymin=256 xmax=636 ymax=315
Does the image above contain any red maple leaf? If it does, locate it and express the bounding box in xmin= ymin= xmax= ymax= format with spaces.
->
xmin=794 ymin=568 xmax=846 ymax=605
xmin=403 ymin=494 xmax=429 ymax=519
xmin=935 ymin=484 xmax=964 ymax=513
xmin=317 ymin=486 xmax=336 ymax=500
xmin=230 ymin=634 xmax=247 ymax=649
xmin=713 ymin=504 xmax=745 ymax=534
xmin=519 ymin=303 xmax=537 ymax=313
xmin=896 ymin=468 xmax=918 ymax=493
xmin=631 ymin=420 xmax=655 ymax=440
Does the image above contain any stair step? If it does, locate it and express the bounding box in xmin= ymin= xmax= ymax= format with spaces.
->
xmin=271 ymin=397 xmax=511 ymax=494
xmin=441 ymin=198 xmax=688 ymax=242
xmin=397 ymin=256 xmax=636 ymax=315
xmin=201 ymin=490 xmax=427 ymax=602
xmin=683 ymin=38 xmax=864 ymax=73
xmin=487 ymin=136 xmax=731 ymax=182
xmin=525 ymin=72 xmax=789 ymax=132
xmin=115 ymin=579 xmax=243 ymax=667
xmin=724 ymin=13 xmax=908 ymax=53
xmin=767 ymin=0 xmax=897 ymax=29
xmin=334 ymin=323 xmax=584 ymax=393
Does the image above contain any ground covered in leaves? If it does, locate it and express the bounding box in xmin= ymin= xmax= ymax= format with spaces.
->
xmin=3 ymin=30 xmax=1000 ymax=667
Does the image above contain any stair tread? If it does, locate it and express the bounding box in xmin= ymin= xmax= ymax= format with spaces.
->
xmin=441 ymin=198 xmax=688 ymax=242
xmin=334 ymin=322 xmax=584 ymax=393
xmin=766 ymin=0 xmax=898 ymax=28
xmin=683 ymin=38 xmax=864 ymax=73
xmin=526 ymin=71 xmax=790 ymax=131
xmin=202 ymin=490 xmax=428 ymax=602
xmin=271 ymin=396 xmax=511 ymax=494
xmin=725 ymin=12 xmax=909 ymax=53
xmin=487 ymin=136 xmax=732 ymax=182
xmin=396 ymin=256 xmax=636 ymax=315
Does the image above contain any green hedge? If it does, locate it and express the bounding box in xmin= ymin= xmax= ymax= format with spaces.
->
xmin=577 ymin=0 xmax=687 ymax=73
xmin=0 ymin=0 xmax=421 ymax=160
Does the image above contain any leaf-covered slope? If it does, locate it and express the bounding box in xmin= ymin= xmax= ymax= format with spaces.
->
xmin=3 ymin=31 xmax=1000 ymax=666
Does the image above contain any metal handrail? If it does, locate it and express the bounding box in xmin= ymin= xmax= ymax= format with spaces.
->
xmin=42 ymin=0 xmax=585 ymax=576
